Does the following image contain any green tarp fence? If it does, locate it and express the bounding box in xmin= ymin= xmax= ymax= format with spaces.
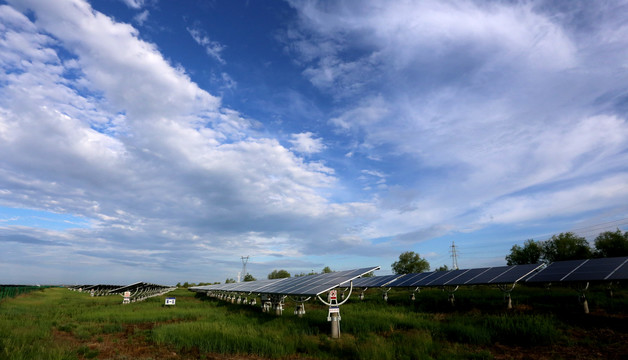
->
xmin=0 ymin=286 xmax=42 ymax=301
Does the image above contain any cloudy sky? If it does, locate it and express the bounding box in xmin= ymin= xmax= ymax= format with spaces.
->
xmin=1 ymin=0 xmax=628 ymax=285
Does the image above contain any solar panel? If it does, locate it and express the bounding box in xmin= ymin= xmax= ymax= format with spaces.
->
xmin=414 ymin=271 xmax=451 ymax=286
xmin=193 ymin=267 xmax=380 ymax=297
xmin=444 ymin=267 xmax=490 ymax=285
xmin=465 ymin=266 xmax=511 ymax=285
xmin=525 ymin=259 xmax=587 ymax=283
xmin=605 ymin=258 xmax=628 ymax=280
xmin=389 ymin=272 xmax=435 ymax=287
xmin=277 ymin=267 xmax=379 ymax=296
xmin=489 ymin=263 xmax=544 ymax=284
xmin=561 ymin=257 xmax=627 ymax=282
xmin=525 ymin=256 xmax=628 ymax=283
xmin=425 ymin=270 xmax=467 ymax=286
xmin=351 ymin=274 xmax=401 ymax=288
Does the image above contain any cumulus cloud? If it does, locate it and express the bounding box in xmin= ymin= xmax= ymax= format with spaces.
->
xmin=0 ymin=0 xmax=372 ymax=283
xmin=289 ymin=132 xmax=326 ymax=154
xmin=287 ymin=0 xmax=628 ymax=236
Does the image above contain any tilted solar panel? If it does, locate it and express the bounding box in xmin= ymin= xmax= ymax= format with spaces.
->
xmin=445 ymin=267 xmax=490 ymax=285
xmin=351 ymin=274 xmax=401 ymax=288
xmin=389 ymin=272 xmax=435 ymax=287
xmin=489 ymin=263 xmax=544 ymax=284
xmin=605 ymin=257 xmax=628 ymax=280
xmin=465 ymin=266 xmax=513 ymax=285
xmin=425 ymin=270 xmax=467 ymax=286
xmin=525 ymin=259 xmax=587 ymax=283
xmin=274 ymin=267 xmax=379 ymax=296
xmin=562 ymin=257 xmax=627 ymax=282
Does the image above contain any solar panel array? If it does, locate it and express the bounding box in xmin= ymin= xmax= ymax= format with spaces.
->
xmin=526 ymin=256 xmax=628 ymax=283
xmin=383 ymin=263 xmax=544 ymax=289
xmin=190 ymin=266 xmax=381 ymax=297
xmin=69 ymin=282 xmax=176 ymax=302
xmin=189 ymin=257 xmax=628 ymax=306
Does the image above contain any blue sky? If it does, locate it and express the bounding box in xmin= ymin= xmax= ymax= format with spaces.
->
xmin=1 ymin=0 xmax=628 ymax=285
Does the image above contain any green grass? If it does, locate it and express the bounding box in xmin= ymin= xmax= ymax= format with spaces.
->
xmin=0 ymin=285 xmax=626 ymax=359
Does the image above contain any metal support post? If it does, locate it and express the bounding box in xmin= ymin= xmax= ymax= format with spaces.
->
xmin=359 ymin=288 xmax=367 ymax=300
xmin=578 ymin=282 xmax=590 ymax=314
xmin=382 ymin=287 xmax=391 ymax=302
xmin=317 ymin=281 xmax=354 ymax=339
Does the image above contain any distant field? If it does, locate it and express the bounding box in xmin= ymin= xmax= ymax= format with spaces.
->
xmin=0 ymin=285 xmax=626 ymax=359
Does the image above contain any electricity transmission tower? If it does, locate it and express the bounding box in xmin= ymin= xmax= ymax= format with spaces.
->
xmin=240 ymin=256 xmax=249 ymax=282
xmin=450 ymin=242 xmax=459 ymax=270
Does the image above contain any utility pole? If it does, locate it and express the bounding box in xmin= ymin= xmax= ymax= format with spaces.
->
xmin=450 ymin=242 xmax=459 ymax=270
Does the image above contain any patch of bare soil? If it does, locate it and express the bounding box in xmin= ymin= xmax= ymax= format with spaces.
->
xmin=54 ymin=323 xmax=274 ymax=360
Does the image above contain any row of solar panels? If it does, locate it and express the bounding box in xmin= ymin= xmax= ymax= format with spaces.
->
xmin=69 ymin=282 xmax=175 ymax=297
xmin=190 ymin=267 xmax=380 ymax=297
xmin=190 ymin=256 xmax=628 ymax=297
xmin=349 ymin=256 xmax=628 ymax=289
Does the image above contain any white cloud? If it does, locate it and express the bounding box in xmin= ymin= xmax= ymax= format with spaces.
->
xmin=134 ymin=10 xmax=149 ymax=25
xmin=121 ymin=0 xmax=144 ymax=9
xmin=0 ymin=0 xmax=375 ymax=283
xmin=187 ymin=26 xmax=226 ymax=64
xmin=289 ymin=132 xmax=326 ymax=154
xmin=288 ymin=0 xmax=628 ymax=232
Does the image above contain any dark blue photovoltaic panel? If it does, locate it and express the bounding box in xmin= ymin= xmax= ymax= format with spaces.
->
xmin=464 ymin=267 xmax=512 ymax=285
xmin=261 ymin=267 xmax=380 ymax=296
xmin=425 ymin=270 xmax=467 ymax=286
xmin=562 ymin=257 xmax=628 ymax=282
xmin=606 ymin=258 xmax=628 ymax=280
xmin=444 ymin=268 xmax=490 ymax=285
xmin=390 ymin=271 xmax=434 ymax=287
xmin=351 ymin=274 xmax=402 ymax=288
xmin=414 ymin=271 xmax=449 ymax=286
xmin=190 ymin=267 xmax=380 ymax=296
xmin=388 ymin=272 xmax=434 ymax=287
xmin=489 ymin=263 xmax=544 ymax=284
xmin=525 ymin=259 xmax=587 ymax=283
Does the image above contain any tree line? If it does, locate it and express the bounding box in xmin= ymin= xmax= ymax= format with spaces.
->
xmin=506 ymin=229 xmax=628 ymax=265
xmin=389 ymin=229 xmax=628 ymax=275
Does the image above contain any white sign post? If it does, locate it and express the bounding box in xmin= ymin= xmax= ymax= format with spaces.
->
xmin=165 ymin=297 xmax=176 ymax=306
xmin=123 ymin=291 xmax=131 ymax=304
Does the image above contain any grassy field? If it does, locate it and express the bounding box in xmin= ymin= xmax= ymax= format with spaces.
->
xmin=0 ymin=284 xmax=626 ymax=359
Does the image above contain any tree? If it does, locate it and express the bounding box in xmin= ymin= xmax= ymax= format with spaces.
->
xmin=435 ymin=264 xmax=449 ymax=271
xmin=243 ymin=273 xmax=256 ymax=282
xmin=594 ymin=229 xmax=628 ymax=257
xmin=391 ymin=251 xmax=430 ymax=274
xmin=322 ymin=266 xmax=333 ymax=273
xmin=268 ymin=269 xmax=291 ymax=279
xmin=506 ymin=239 xmax=543 ymax=265
xmin=182 ymin=281 xmax=189 ymax=288
xmin=225 ymin=278 xmax=236 ymax=284
xmin=542 ymin=232 xmax=592 ymax=262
